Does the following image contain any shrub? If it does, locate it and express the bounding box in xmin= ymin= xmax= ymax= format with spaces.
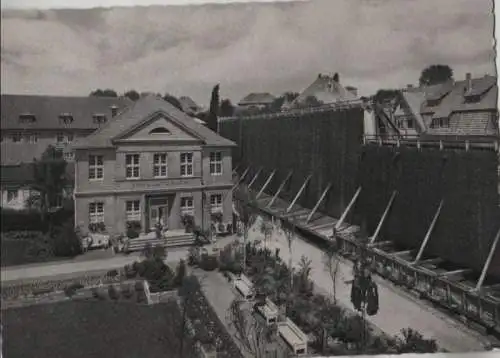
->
xmin=126 ymin=220 xmax=141 ymax=231
xmin=64 ymin=282 xmax=84 ymax=297
xmin=126 ymin=227 xmax=140 ymax=239
xmin=91 ymin=287 xmax=107 ymax=300
xmin=120 ymin=283 xmax=133 ymax=299
xmin=106 ymin=269 xmax=119 ymax=278
xmin=50 ymin=220 xmax=83 ymax=257
xmin=188 ymin=247 xmax=200 ymax=266
xmin=200 ymin=253 xmax=219 ymax=271
xmin=0 ymin=209 xmax=45 ymax=232
xmin=108 ymin=285 xmax=120 ymax=300
xmin=88 ymin=222 xmax=106 ymax=234
xmin=174 ymin=259 xmax=187 ymax=287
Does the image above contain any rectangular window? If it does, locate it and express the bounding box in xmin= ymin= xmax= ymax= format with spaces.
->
xmin=153 ymin=153 xmax=168 ymax=178
xmin=126 ymin=154 xmax=140 ymax=179
xmin=126 ymin=200 xmax=141 ymax=221
xmin=210 ymin=194 xmax=222 ymax=213
xmin=209 ymin=151 xmax=223 ymax=175
xmin=66 ymin=133 xmax=74 ymax=143
xmin=89 ymin=202 xmax=104 ymax=223
xmin=56 ymin=132 xmax=65 ymax=143
xmin=12 ymin=132 xmax=22 ymax=143
xmin=89 ymin=155 xmax=104 ymax=180
xmin=180 ymin=196 xmax=194 ymax=215
xmin=407 ymin=119 xmax=414 ymax=129
xmin=180 ymin=152 xmax=194 ymax=177
xmin=7 ymin=189 xmax=18 ymax=203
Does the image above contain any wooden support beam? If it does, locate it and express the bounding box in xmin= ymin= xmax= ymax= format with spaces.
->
xmin=438 ymin=269 xmax=472 ymax=278
xmin=256 ymin=170 xmax=276 ymax=199
xmin=286 ymin=175 xmax=312 ymax=213
xmin=391 ymin=250 xmax=413 ymax=257
xmin=474 ymin=227 xmax=500 ymax=292
xmin=267 ymin=171 xmax=293 ymax=208
xmin=369 ymin=190 xmax=397 ymax=244
xmin=247 ymin=167 xmax=263 ymax=189
xmin=418 ymin=258 xmax=443 ymax=265
xmin=368 ymin=240 xmax=392 ymax=248
xmin=482 ymin=283 xmax=500 ymax=291
xmin=335 ymin=186 xmax=362 ymax=230
xmin=234 ymin=167 xmax=250 ymax=187
xmin=306 ymin=183 xmax=332 ymax=224
xmin=232 ymin=164 xmax=240 ymax=174
xmin=413 ymin=200 xmax=444 ymax=265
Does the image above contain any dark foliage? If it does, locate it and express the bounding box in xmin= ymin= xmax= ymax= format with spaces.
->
xmin=220 ymin=98 xmax=235 ymax=117
xmin=207 ymin=84 xmax=220 ymax=132
xmin=89 ymin=89 xmax=118 ymax=97
xmin=123 ymin=89 xmax=140 ymax=101
xmin=163 ymin=93 xmax=183 ymax=110
xmin=419 ymin=64 xmax=454 ymax=86
xmin=50 ymin=220 xmax=83 ymax=257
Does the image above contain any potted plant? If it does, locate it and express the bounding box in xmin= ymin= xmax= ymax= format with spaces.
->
xmin=181 ymin=213 xmax=195 ymax=233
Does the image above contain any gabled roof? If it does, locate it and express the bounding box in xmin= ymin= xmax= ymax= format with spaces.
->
xmin=1 ymin=95 xmax=133 ymax=130
xmin=292 ymin=74 xmax=358 ymax=106
xmin=238 ymin=93 xmax=276 ymax=106
xmin=400 ymin=91 xmax=427 ymax=131
xmin=178 ymin=96 xmax=201 ymax=112
xmin=73 ymin=95 xmax=235 ymax=149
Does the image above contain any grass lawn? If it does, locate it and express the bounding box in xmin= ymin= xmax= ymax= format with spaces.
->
xmin=3 ymin=300 xmax=196 ymax=358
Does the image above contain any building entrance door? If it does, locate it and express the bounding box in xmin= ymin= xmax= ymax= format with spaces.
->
xmin=149 ymin=198 xmax=169 ymax=230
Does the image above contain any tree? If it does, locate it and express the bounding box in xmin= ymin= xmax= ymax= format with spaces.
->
xmin=373 ymin=89 xmax=399 ymax=104
xmin=419 ymin=64 xmax=453 ymax=87
xmin=300 ymin=95 xmax=323 ymax=108
xmin=29 ymin=146 xmax=68 ymax=228
xmin=163 ymin=93 xmax=183 ymax=111
xmin=123 ymin=89 xmax=140 ymax=101
xmin=206 ymin=84 xmax=220 ymax=132
xmin=348 ymin=241 xmax=379 ymax=350
xmin=233 ymin=184 xmax=258 ymax=273
xmin=323 ymin=240 xmax=340 ymax=304
xmin=219 ymin=98 xmax=235 ymax=117
xmin=228 ymin=298 xmax=273 ymax=358
xmin=395 ymin=328 xmax=438 ymax=353
xmin=89 ymin=89 xmax=118 ymax=97
xmin=50 ymin=219 xmax=83 ymax=257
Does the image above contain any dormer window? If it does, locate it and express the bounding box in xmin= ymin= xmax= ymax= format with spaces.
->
xmin=59 ymin=113 xmax=74 ymax=124
xmin=149 ymin=127 xmax=171 ymax=135
xmin=18 ymin=113 xmax=36 ymax=124
xmin=93 ymin=114 xmax=107 ymax=125
xmin=426 ymin=99 xmax=441 ymax=107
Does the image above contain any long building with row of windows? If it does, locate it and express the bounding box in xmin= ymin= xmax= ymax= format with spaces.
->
xmin=72 ymin=95 xmax=235 ymax=235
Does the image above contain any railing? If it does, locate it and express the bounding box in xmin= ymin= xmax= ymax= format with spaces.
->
xmin=364 ymin=134 xmax=500 ymax=152
xmin=219 ymin=98 xmax=365 ymax=122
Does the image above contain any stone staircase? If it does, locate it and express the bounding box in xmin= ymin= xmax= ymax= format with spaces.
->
xmin=125 ymin=230 xmax=195 ymax=253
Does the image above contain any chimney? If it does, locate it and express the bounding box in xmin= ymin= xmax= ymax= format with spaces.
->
xmin=407 ymin=84 xmax=414 ymax=89
xmin=110 ymin=105 xmax=118 ymax=117
xmin=465 ymin=73 xmax=472 ymax=92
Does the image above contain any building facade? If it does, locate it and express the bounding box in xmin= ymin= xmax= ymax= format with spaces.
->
xmin=73 ymin=95 xmax=236 ymax=235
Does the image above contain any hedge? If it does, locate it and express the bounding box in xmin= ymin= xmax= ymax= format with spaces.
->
xmin=1 ymin=208 xmax=74 ymax=233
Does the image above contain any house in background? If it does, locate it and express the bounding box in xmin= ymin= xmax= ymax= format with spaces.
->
xmin=0 ymin=95 xmax=132 ymax=211
xmin=288 ymin=73 xmax=359 ymax=109
xmin=237 ymin=93 xmax=276 ymax=111
xmin=374 ymin=73 xmax=499 ymax=139
xmin=178 ymin=96 xmax=203 ymax=115
xmin=72 ymin=95 xmax=236 ymax=236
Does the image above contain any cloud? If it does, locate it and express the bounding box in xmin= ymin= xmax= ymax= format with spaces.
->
xmin=1 ymin=0 xmax=495 ymax=105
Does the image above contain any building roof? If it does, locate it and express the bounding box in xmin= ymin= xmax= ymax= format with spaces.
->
xmin=73 ymin=95 xmax=236 ymax=149
xmin=292 ymin=73 xmax=359 ymax=106
xmin=238 ymin=93 xmax=276 ymax=106
xmin=178 ymin=96 xmax=201 ymax=113
xmin=400 ymin=91 xmax=427 ymax=130
xmin=1 ymin=95 xmax=133 ymax=130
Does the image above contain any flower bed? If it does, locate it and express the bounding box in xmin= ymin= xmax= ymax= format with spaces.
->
xmin=181 ymin=275 xmax=244 ymax=358
xmin=1 ymin=272 xmax=122 ymax=301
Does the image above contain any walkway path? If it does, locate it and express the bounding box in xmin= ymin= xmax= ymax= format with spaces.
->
xmin=1 ymin=248 xmax=188 ymax=283
xmin=239 ymin=218 xmax=489 ymax=353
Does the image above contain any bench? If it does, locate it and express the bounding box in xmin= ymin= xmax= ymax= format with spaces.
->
xmin=255 ymin=297 xmax=279 ymax=325
xmin=278 ymin=317 xmax=308 ymax=356
xmin=234 ymin=274 xmax=254 ymax=300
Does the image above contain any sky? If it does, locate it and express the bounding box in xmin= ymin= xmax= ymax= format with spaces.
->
xmin=1 ymin=0 xmax=496 ymax=106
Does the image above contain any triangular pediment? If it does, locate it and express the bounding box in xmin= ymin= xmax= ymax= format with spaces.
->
xmin=114 ymin=111 xmax=203 ymax=143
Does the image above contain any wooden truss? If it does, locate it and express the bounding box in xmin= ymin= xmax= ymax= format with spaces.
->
xmin=413 ymin=200 xmax=444 ymax=265
xmin=286 ymin=175 xmax=312 ymax=213
xmin=256 ymin=170 xmax=276 ymax=200
xmin=369 ymin=190 xmax=397 ymax=245
xmin=247 ymin=167 xmax=263 ymax=189
xmin=306 ymin=183 xmax=332 ymax=224
xmin=267 ymin=171 xmax=293 ymax=208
